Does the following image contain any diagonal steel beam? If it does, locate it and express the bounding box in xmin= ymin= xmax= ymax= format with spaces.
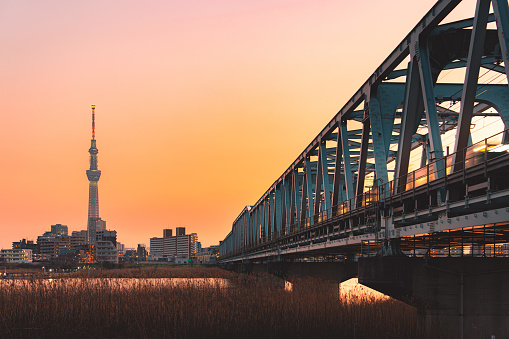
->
xmin=418 ymin=35 xmax=445 ymax=177
xmin=453 ymin=0 xmax=491 ymax=172
xmin=493 ymin=0 xmax=509 ymax=81
xmin=341 ymin=121 xmax=355 ymax=202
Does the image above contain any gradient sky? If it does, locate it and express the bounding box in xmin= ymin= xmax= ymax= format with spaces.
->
xmin=0 ymin=0 xmax=477 ymax=249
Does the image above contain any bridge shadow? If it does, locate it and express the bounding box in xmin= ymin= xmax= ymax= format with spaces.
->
xmin=224 ymin=256 xmax=509 ymax=338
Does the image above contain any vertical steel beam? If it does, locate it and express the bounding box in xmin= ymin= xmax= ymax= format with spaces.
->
xmin=263 ymin=200 xmax=268 ymax=241
xmin=246 ymin=213 xmax=250 ymax=248
xmin=246 ymin=212 xmax=251 ymax=247
xmin=253 ymin=208 xmax=258 ymax=244
xmin=300 ymin=169 xmax=308 ymax=226
xmin=420 ymin=142 xmax=428 ymax=167
xmin=340 ymin=121 xmax=355 ymax=202
xmin=453 ymin=0 xmax=491 ymax=171
xmin=280 ymin=181 xmax=287 ymax=232
xmin=239 ymin=218 xmax=243 ymax=249
xmin=249 ymin=213 xmax=252 ymax=247
xmin=245 ymin=214 xmax=249 ymax=248
xmin=242 ymin=215 xmax=246 ymax=249
xmin=242 ymin=217 xmax=245 ymax=249
xmin=305 ymin=156 xmax=315 ymax=224
xmin=275 ymin=185 xmax=282 ymax=236
xmin=234 ymin=222 xmax=237 ymax=251
xmin=238 ymin=221 xmax=241 ymax=250
xmin=269 ymin=191 xmax=275 ymax=238
xmin=289 ymin=170 xmax=296 ymax=228
xmin=294 ymin=168 xmax=302 ymax=227
xmin=266 ymin=200 xmax=271 ymax=241
xmin=284 ymin=174 xmax=292 ymax=231
xmin=240 ymin=215 xmax=244 ymax=249
xmin=332 ymin=126 xmax=345 ymax=207
xmin=258 ymin=203 xmax=263 ymax=242
xmin=247 ymin=212 xmax=251 ymax=247
xmin=321 ymin=142 xmax=332 ymax=213
xmin=249 ymin=210 xmax=253 ymax=247
xmin=314 ymin=140 xmax=324 ymax=215
xmin=257 ymin=207 xmax=261 ymax=243
xmin=266 ymin=196 xmax=271 ymax=240
xmin=233 ymin=223 xmax=236 ymax=251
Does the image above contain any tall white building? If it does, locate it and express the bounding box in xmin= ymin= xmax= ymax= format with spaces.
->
xmin=150 ymin=228 xmax=197 ymax=260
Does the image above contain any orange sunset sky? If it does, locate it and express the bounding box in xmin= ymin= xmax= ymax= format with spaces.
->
xmin=1 ymin=0 xmax=478 ymax=249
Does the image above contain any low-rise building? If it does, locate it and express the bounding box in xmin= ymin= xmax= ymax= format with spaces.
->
xmin=71 ymin=231 xmax=87 ymax=247
xmin=12 ymin=239 xmax=38 ymax=252
xmin=121 ymin=248 xmax=138 ymax=263
xmin=116 ymin=242 xmax=125 ymax=257
xmin=96 ymin=241 xmax=118 ymax=263
xmin=137 ymin=244 xmax=148 ymax=262
xmin=37 ymin=235 xmax=72 ymax=260
xmin=51 ymin=224 xmax=68 ymax=237
xmin=0 ymin=249 xmax=33 ymax=263
xmin=196 ymin=245 xmax=219 ymax=264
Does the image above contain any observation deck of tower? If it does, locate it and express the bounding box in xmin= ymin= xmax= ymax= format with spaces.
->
xmin=86 ymin=105 xmax=101 ymax=245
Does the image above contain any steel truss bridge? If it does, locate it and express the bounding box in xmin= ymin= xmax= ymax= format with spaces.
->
xmin=219 ymin=0 xmax=509 ymax=263
xmin=218 ymin=1 xmax=509 ymax=336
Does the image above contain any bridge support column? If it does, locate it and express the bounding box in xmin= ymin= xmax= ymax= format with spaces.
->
xmin=269 ymin=261 xmax=357 ymax=298
xmin=290 ymin=277 xmax=339 ymax=299
xmin=226 ymin=261 xmax=358 ymax=296
xmin=358 ymin=256 xmax=509 ymax=339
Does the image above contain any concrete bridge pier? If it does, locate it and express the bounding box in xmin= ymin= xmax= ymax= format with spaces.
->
xmin=227 ymin=261 xmax=358 ymax=297
xmin=287 ymin=276 xmax=341 ymax=299
xmin=358 ymin=256 xmax=509 ymax=339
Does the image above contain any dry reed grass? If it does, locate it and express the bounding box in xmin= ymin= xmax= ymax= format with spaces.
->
xmin=70 ymin=265 xmax=232 ymax=279
xmin=0 ymin=267 xmax=452 ymax=339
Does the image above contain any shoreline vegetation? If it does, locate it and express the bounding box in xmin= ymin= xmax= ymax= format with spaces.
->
xmin=0 ymin=265 xmax=452 ymax=339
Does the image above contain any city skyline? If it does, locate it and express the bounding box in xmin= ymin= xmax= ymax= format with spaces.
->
xmin=0 ymin=0 xmax=478 ymax=249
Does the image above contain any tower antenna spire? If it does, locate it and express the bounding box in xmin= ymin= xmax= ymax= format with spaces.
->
xmin=91 ymin=105 xmax=96 ymax=140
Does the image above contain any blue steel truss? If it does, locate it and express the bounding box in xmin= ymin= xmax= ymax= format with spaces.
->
xmin=219 ymin=0 xmax=509 ymax=261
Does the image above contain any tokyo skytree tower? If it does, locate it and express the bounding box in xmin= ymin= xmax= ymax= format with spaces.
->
xmin=86 ymin=105 xmax=101 ymax=245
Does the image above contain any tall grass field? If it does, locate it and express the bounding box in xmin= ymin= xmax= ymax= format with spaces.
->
xmin=0 ymin=266 xmax=451 ymax=339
